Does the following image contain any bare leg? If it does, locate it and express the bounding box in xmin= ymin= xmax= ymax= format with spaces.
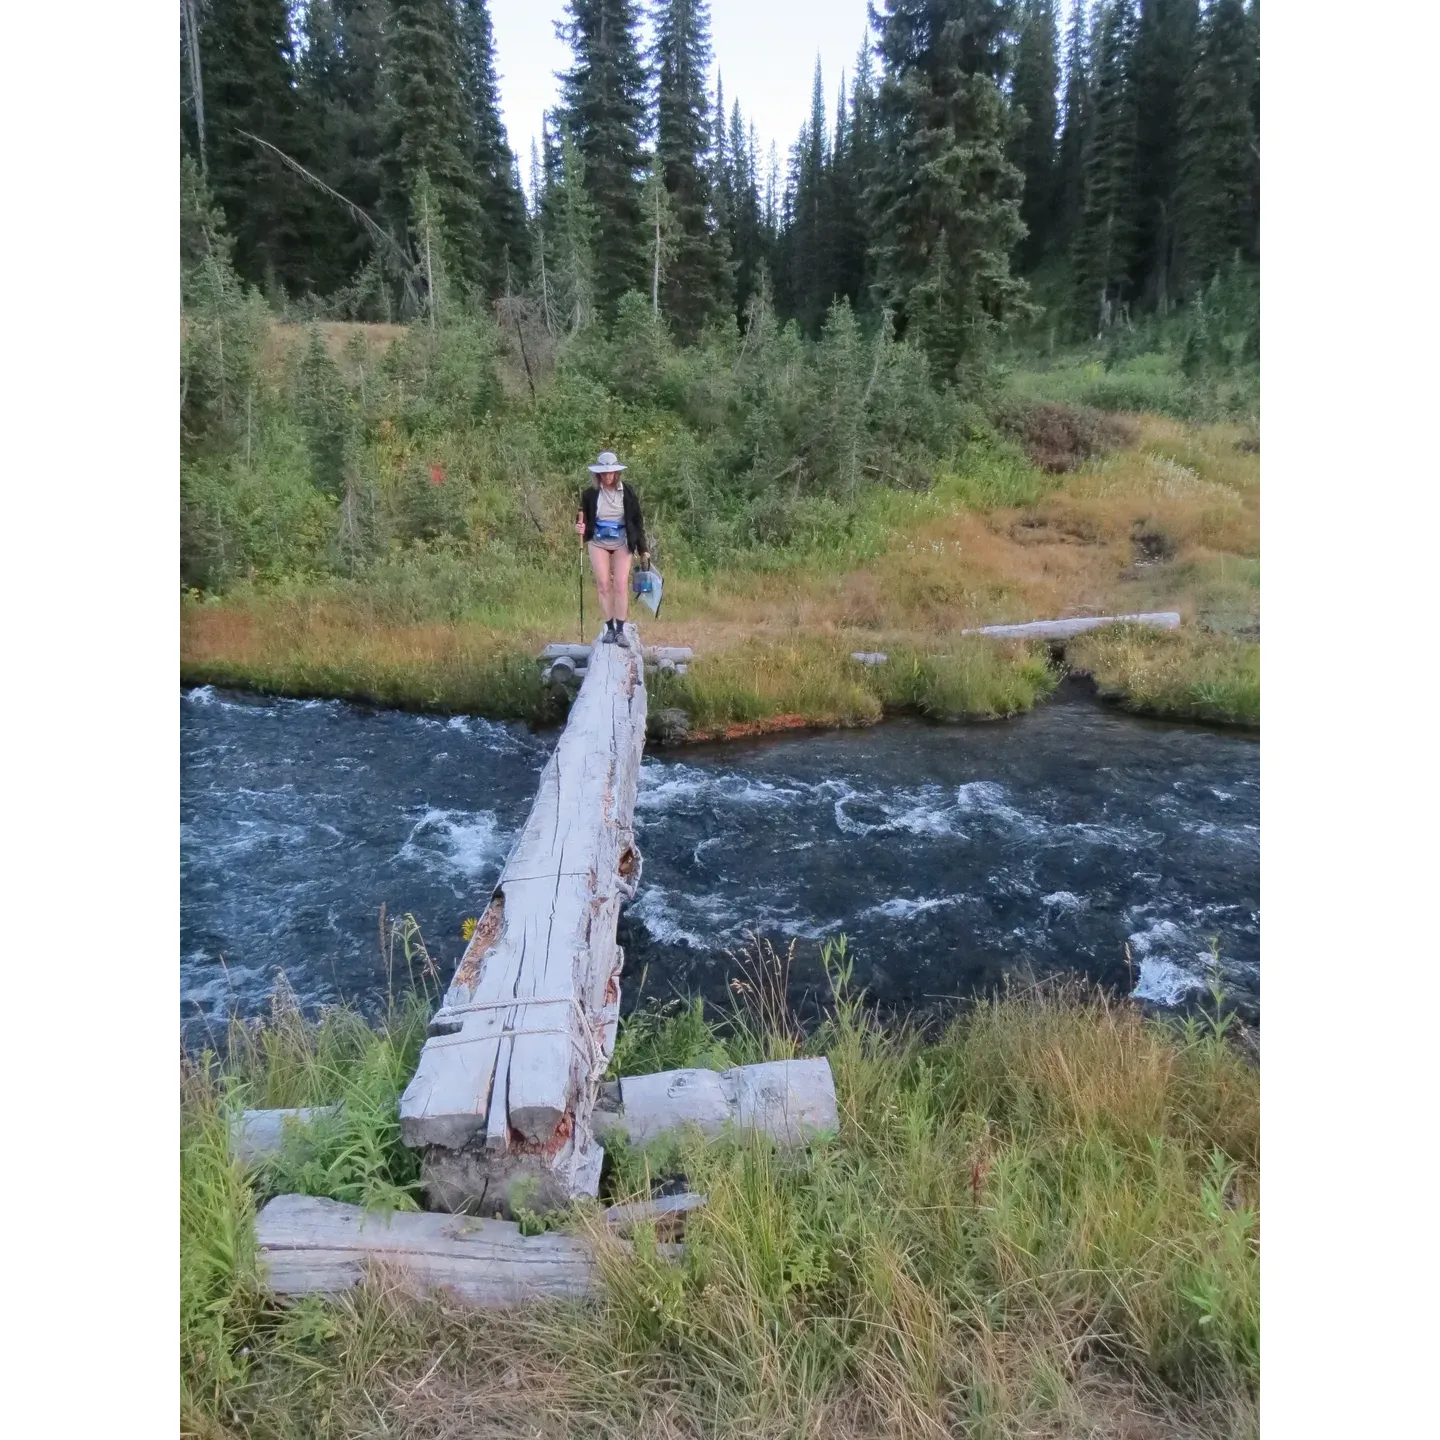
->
xmin=588 ymin=544 xmax=615 ymax=622
xmin=611 ymin=548 xmax=633 ymax=625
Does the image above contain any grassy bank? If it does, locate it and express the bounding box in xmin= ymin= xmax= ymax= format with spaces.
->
xmin=183 ymin=943 xmax=1258 ymax=1439
xmin=1069 ymin=625 xmax=1261 ymax=728
xmin=182 ymin=388 xmax=1259 ymax=732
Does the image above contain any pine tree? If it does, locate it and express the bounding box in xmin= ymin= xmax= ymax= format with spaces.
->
xmin=1010 ymin=0 xmax=1061 ymax=271
xmin=651 ymin=0 xmax=730 ymax=340
xmin=458 ymin=0 xmax=530 ymax=283
xmin=782 ymin=57 xmax=831 ymax=335
xmin=1053 ymin=0 xmax=1092 ymax=260
xmin=1072 ymin=1 xmax=1140 ymax=335
xmin=868 ymin=1 xmax=1030 ymax=379
xmin=1176 ymin=0 xmax=1258 ymax=292
xmin=557 ymin=0 xmax=650 ymax=319
xmin=548 ymin=126 xmax=600 ymax=333
xmin=198 ymin=0 xmax=314 ymax=293
xmin=382 ymin=0 xmax=491 ymax=298
xmin=1130 ymin=0 xmax=1199 ymax=311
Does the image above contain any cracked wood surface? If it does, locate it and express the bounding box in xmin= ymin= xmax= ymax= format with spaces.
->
xmin=399 ymin=626 xmax=647 ymax=1211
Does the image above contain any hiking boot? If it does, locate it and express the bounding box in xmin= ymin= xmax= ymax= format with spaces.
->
xmin=602 ymin=626 xmax=618 ymax=644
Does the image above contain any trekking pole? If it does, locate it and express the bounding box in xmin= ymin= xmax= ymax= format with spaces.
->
xmin=578 ymin=537 xmax=585 ymax=644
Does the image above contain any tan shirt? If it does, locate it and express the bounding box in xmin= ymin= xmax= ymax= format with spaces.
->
xmin=595 ymin=482 xmax=625 ymax=524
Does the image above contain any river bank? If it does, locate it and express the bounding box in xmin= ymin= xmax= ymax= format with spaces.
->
xmin=182 ymin=970 xmax=1258 ymax=1440
xmin=181 ymin=412 xmax=1258 ymax=733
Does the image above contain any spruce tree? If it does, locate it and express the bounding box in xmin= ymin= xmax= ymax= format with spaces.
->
xmin=868 ymin=1 xmax=1030 ymax=379
xmin=651 ymin=0 xmax=730 ymax=341
xmin=783 ymin=58 xmax=831 ymax=335
xmin=557 ymin=0 xmax=650 ymax=319
xmin=1072 ymin=1 xmax=1140 ymax=336
xmin=1176 ymin=0 xmax=1258 ymax=292
xmin=458 ymin=0 xmax=530 ymax=283
xmin=1053 ymin=0 xmax=1091 ymax=260
xmin=1130 ymin=0 xmax=1199 ymax=311
xmin=839 ymin=39 xmax=880 ymax=308
xmin=1010 ymin=0 xmax=1060 ymax=272
xmin=198 ymin=0 xmax=314 ymax=293
xmin=382 ymin=0 xmax=490 ymax=299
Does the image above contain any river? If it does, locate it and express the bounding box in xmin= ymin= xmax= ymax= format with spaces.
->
xmin=181 ymin=684 xmax=1258 ymax=1045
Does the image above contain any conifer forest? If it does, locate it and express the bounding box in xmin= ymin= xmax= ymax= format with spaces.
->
xmin=181 ymin=0 xmax=1260 ymax=726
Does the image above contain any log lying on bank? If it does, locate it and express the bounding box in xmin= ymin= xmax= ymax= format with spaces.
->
xmin=541 ymin=642 xmax=691 ymax=693
xmin=255 ymin=1193 xmax=692 ymax=1306
xmin=229 ymin=1106 xmax=340 ymax=1164
xmin=593 ymin=1058 xmax=839 ymax=1148
xmin=960 ymin=611 xmax=1180 ymax=642
xmin=401 ymin=624 xmax=648 ymax=1216
xmin=255 ymin=1193 xmax=602 ymax=1305
xmin=603 ymin=1191 xmax=708 ymax=1238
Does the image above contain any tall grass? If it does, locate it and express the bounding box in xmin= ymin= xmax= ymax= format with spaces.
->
xmin=1068 ymin=623 xmax=1260 ymax=727
xmin=181 ymin=937 xmax=1258 ymax=1439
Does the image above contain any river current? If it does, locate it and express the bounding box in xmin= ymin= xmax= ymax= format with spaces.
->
xmin=181 ymin=685 xmax=1258 ymax=1044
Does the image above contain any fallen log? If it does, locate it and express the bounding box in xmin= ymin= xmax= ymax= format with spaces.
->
xmin=401 ymin=624 xmax=648 ymax=1215
xmin=593 ymin=1058 xmax=839 ymax=1148
xmin=255 ymin=1193 xmax=602 ymax=1305
xmin=603 ymin=1192 xmax=707 ymax=1239
xmin=960 ymin=611 xmax=1180 ymax=642
xmin=230 ymin=1106 xmax=339 ymax=1164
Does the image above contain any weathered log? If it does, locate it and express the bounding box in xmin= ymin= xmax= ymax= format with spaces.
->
xmin=401 ymin=624 xmax=648 ymax=1215
xmin=255 ymin=1193 xmax=600 ymax=1305
xmin=229 ymin=1106 xmax=339 ymax=1164
xmin=603 ymin=1192 xmax=707 ymax=1238
xmin=593 ymin=1058 xmax=839 ymax=1148
xmin=539 ymin=643 xmax=692 ymax=664
xmin=960 ymin=611 xmax=1181 ymax=641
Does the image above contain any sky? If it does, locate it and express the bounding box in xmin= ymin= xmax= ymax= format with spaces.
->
xmin=489 ymin=0 xmax=874 ymax=197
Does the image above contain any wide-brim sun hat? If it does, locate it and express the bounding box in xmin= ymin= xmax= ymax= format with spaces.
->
xmin=588 ymin=450 xmax=627 ymax=473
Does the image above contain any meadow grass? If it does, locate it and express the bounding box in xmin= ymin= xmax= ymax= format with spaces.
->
xmin=181 ymin=413 xmax=1259 ymax=734
xmin=1068 ymin=624 xmax=1260 ymax=727
xmin=181 ymin=939 xmax=1258 ymax=1440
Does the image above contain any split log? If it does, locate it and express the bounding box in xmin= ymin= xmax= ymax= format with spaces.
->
xmin=960 ymin=611 xmax=1180 ymax=642
xmin=255 ymin=1193 xmax=600 ymax=1305
xmin=229 ymin=1106 xmax=339 ymax=1164
xmin=593 ymin=1058 xmax=839 ymax=1148
xmin=401 ymin=624 xmax=648 ymax=1215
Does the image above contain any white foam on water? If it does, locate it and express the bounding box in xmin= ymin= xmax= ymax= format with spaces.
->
xmin=185 ymin=685 xmax=218 ymax=706
xmin=1132 ymin=958 xmax=1206 ymax=1006
xmin=640 ymin=762 xmax=834 ymax=819
xmin=1125 ymin=917 xmax=1215 ymax=1006
xmin=398 ymin=808 xmax=509 ymax=879
xmin=953 ymin=780 xmax=1048 ymax=838
xmin=862 ymin=895 xmax=965 ymax=921
xmin=1041 ymin=891 xmax=1087 ymax=911
xmin=833 ymin=783 xmax=968 ymax=840
xmin=629 ymin=886 xmax=713 ymax=949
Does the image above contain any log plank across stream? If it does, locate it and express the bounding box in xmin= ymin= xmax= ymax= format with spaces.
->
xmin=400 ymin=625 xmax=648 ymax=1213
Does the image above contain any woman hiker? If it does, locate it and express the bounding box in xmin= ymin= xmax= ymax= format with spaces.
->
xmin=576 ymin=450 xmax=648 ymax=645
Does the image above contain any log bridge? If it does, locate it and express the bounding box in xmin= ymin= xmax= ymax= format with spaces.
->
xmin=399 ymin=624 xmax=650 ymax=1215
xmin=240 ymin=624 xmax=840 ymax=1301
